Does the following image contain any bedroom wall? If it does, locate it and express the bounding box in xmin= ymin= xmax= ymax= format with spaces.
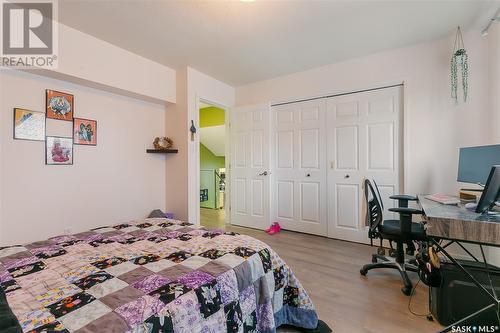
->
xmin=0 ymin=69 xmax=167 ymax=246
xmin=235 ymin=29 xmax=491 ymax=197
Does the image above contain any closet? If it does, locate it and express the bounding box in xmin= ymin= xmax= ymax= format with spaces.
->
xmin=231 ymin=85 xmax=402 ymax=243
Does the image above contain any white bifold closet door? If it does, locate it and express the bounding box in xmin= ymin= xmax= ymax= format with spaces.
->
xmin=271 ymin=100 xmax=328 ymax=236
xmin=326 ymin=86 xmax=402 ymax=243
xmin=230 ymin=104 xmax=271 ymax=230
xmin=269 ymin=86 xmax=402 ymax=242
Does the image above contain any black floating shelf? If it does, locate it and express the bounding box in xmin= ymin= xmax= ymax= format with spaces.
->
xmin=146 ymin=149 xmax=178 ymax=154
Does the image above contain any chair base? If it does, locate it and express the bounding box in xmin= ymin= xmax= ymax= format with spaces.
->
xmin=360 ymin=253 xmax=418 ymax=296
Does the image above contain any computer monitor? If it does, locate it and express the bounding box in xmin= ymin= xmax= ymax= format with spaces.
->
xmin=458 ymin=144 xmax=500 ymax=185
xmin=476 ymin=166 xmax=500 ymax=214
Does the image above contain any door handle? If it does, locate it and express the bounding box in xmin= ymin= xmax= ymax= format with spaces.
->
xmin=344 ymin=174 xmax=350 ymax=179
xmin=258 ymin=171 xmax=268 ymax=176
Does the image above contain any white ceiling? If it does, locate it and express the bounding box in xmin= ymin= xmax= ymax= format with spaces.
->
xmin=200 ymin=125 xmax=225 ymax=157
xmin=59 ymin=1 xmax=494 ymax=86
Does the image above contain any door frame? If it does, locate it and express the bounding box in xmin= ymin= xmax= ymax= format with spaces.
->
xmin=195 ymin=96 xmax=231 ymax=226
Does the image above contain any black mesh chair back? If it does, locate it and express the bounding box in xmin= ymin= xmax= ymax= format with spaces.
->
xmin=364 ymin=178 xmax=383 ymax=235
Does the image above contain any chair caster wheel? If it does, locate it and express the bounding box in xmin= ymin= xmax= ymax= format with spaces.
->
xmin=371 ymin=255 xmax=378 ymax=263
xmin=401 ymin=286 xmax=412 ymax=296
xmin=360 ymin=268 xmax=367 ymax=276
xmin=377 ymin=247 xmax=385 ymax=256
xmin=389 ymin=249 xmax=397 ymax=258
xmin=426 ymin=315 xmax=434 ymax=322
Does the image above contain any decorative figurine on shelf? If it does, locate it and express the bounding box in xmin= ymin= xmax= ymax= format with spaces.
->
xmin=153 ymin=137 xmax=174 ymax=150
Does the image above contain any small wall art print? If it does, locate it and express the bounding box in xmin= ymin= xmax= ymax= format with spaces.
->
xmin=13 ymin=108 xmax=45 ymax=141
xmin=73 ymin=118 xmax=97 ymax=145
xmin=46 ymin=89 xmax=74 ymax=121
xmin=46 ymin=136 xmax=73 ymax=165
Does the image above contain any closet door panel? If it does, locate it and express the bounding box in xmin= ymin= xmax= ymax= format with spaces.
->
xmin=271 ymin=100 xmax=327 ymax=236
xmin=327 ymin=86 xmax=402 ymax=243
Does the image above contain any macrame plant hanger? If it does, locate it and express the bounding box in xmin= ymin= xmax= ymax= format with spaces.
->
xmin=451 ymin=26 xmax=469 ymax=103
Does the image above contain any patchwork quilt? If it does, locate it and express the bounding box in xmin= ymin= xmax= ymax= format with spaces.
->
xmin=0 ymin=218 xmax=318 ymax=333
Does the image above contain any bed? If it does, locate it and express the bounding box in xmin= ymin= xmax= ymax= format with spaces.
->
xmin=0 ymin=217 xmax=320 ymax=333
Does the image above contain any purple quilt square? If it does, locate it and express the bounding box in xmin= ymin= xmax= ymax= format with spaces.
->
xmin=177 ymin=270 xmax=214 ymax=289
xmin=132 ymin=274 xmax=170 ymax=294
xmin=114 ymin=295 xmax=165 ymax=327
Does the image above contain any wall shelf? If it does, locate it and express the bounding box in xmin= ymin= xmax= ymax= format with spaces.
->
xmin=146 ymin=149 xmax=178 ymax=154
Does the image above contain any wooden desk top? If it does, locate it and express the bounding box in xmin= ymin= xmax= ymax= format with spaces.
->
xmin=418 ymin=195 xmax=500 ymax=246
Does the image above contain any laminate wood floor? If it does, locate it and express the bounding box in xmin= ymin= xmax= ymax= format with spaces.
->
xmin=226 ymin=225 xmax=442 ymax=333
xmin=200 ymin=207 xmax=226 ymax=229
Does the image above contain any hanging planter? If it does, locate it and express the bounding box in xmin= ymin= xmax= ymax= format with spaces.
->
xmin=451 ymin=26 xmax=469 ymax=103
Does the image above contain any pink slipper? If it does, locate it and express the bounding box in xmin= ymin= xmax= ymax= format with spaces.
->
xmin=265 ymin=222 xmax=277 ymax=233
xmin=267 ymin=223 xmax=281 ymax=235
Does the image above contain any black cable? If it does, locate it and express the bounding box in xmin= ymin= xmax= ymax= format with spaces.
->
xmin=408 ymin=277 xmax=433 ymax=319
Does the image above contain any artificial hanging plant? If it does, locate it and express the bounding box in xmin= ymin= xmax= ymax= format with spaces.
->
xmin=451 ymin=26 xmax=469 ymax=103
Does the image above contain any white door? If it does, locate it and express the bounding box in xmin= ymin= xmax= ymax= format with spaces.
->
xmin=271 ymin=100 xmax=327 ymax=236
xmin=327 ymin=86 xmax=402 ymax=243
xmin=230 ymin=104 xmax=270 ymax=230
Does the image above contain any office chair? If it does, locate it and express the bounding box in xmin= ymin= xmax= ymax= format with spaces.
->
xmin=359 ymin=179 xmax=427 ymax=295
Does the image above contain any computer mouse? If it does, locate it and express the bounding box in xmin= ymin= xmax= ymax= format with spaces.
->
xmin=464 ymin=202 xmax=478 ymax=210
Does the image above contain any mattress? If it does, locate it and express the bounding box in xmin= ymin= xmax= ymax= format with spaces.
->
xmin=0 ymin=217 xmax=318 ymax=332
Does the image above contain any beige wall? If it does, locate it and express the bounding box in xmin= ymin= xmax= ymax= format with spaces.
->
xmin=0 ymin=69 xmax=167 ymax=245
xmin=165 ymin=68 xmax=189 ymax=220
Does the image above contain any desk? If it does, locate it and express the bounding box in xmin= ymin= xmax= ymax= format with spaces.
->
xmin=419 ymin=196 xmax=500 ymax=246
xmin=418 ymin=195 xmax=500 ymax=332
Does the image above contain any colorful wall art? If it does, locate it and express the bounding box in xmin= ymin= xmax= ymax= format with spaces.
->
xmin=13 ymin=108 xmax=45 ymax=141
xmin=46 ymin=90 xmax=74 ymax=121
xmin=46 ymin=136 xmax=74 ymax=165
xmin=14 ymin=88 xmax=99 ymax=165
xmin=73 ymin=118 xmax=97 ymax=145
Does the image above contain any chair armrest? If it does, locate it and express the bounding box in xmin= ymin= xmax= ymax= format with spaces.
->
xmin=389 ymin=207 xmax=423 ymax=215
xmin=389 ymin=195 xmax=418 ymax=201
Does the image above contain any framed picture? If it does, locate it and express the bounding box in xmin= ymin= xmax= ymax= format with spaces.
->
xmin=73 ymin=118 xmax=97 ymax=145
xmin=13 ymin=108 xmax=45 ymax=141
xmin=46 ymin=89 xmax=74 ymax=121
xmin=46 ymin=136 xmax=73 ymax=165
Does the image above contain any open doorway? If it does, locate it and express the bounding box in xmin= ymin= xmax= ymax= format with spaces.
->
xmin=199 ymin=101 xmax=227 ymax=229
